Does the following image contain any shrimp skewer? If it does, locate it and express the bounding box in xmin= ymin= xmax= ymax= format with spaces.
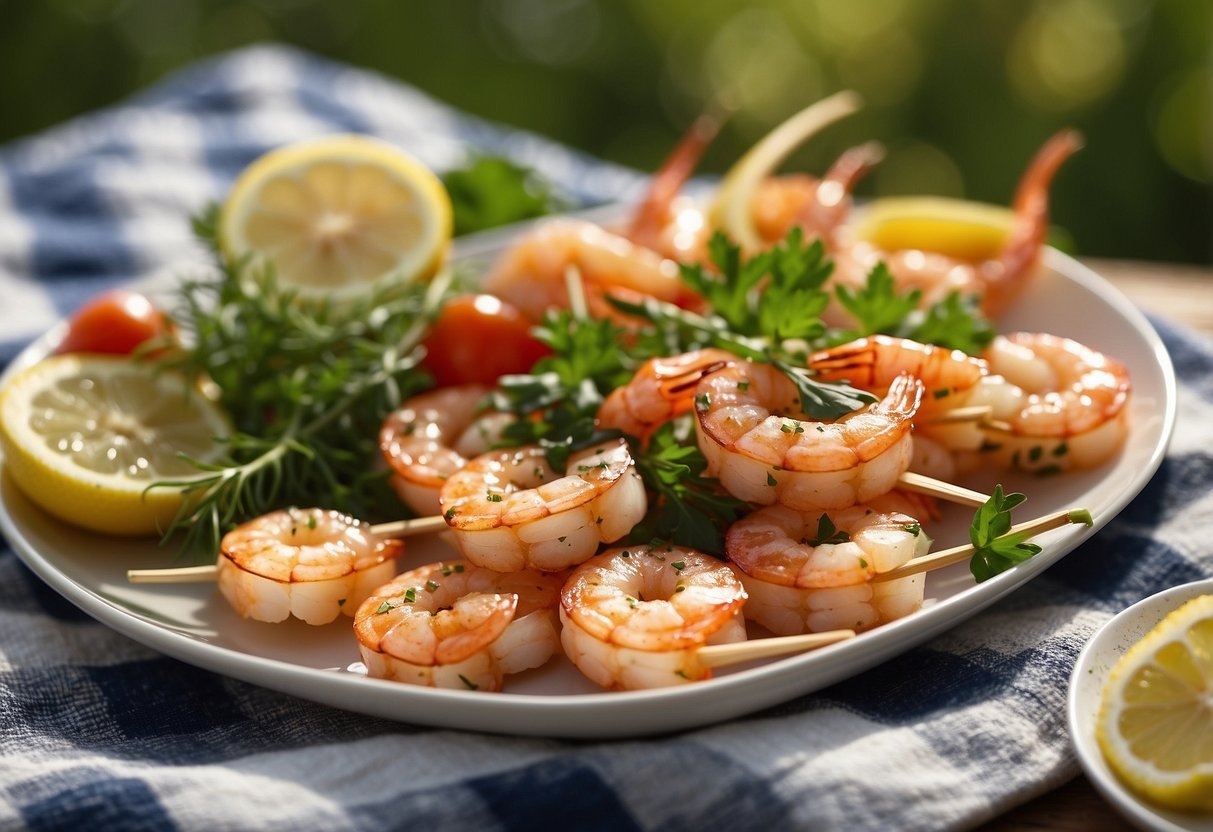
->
xmin=695 ymin=363 xmax=924 ymax=511
xmin=726 ymin=503 xmax=932 ymax=636
xmin=354 ymin=560 xmax=564 ymax=691
xmin=966 ymin=332 xmax=1131 ymax=473
xmin=212 ymin=507 xmax=403 ymax=625
xmin=835 ymin=130 xmax=1083 ymax=318
xmin=379 ymin=384 xmax=509 ymax=516
xmin=560 ymin=545 xmax=749 ymax=690
xmin=440 ymin=438 xmax=647 ymax=572
xmin=482 ymin=218 xmax=695 ymax=323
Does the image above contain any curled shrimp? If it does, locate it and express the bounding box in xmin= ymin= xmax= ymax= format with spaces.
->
xmin=379 ymin=385 xmax=509 ymax=516
xmin=439 ymin=438 xmax=647 ymax=572
xmin=836 ymin=130 xmax=1083 ymax=318
xmin=695 ymin=362 xmax=924 ymax=511
xmin=481 ymin=218 xmax=693 ymax=323
xmin=726 ymin=504 xmax=931 ymax=636
xmin=596 ymin=348 xmax=736 ymax=441
xmin=354 ymin=560 xmax=563 ymax=691
xmin=560 ymin=544 xmax=748 ymax=690
xmin=966 ymin=332 xmax=1131 ymax=472
xmin=217 ymin=508 xmax=401 ymax=625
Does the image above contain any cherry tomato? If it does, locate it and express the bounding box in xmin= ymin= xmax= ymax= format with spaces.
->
xmin=55 ymin=290 xmax=173 ymax=356
xmin=421 ymin=294 xmax=551 ymax=387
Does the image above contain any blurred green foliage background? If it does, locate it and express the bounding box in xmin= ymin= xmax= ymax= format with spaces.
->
xmin=3 ymin=0 xmax=1209 ymax=263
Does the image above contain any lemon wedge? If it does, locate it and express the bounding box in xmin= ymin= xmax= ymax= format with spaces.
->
xmin=1096 ymin=594 xmax=1213 ymax=812
xmin=848 ymin=196 xmax=1015 ymax=262
xmin=219 ymin=134 xmax=452 ymax=302
xmin=0 ymin=355 xmax=230 ymax=536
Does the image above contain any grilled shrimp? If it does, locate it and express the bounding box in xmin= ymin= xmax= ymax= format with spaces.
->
xmin=596 ymin=348 xmax=736 ymax=441
xmin=379 ymin=385 xmax=509 ymax=516
xmin=217 ymin=508 xmax=401 ymax=625
xmin=560 ymin=545 xmax=748 ymax=690
xmin=354 ymin=560 xmax=563 ymax=691
xmin=966 ymin=332 xmax=1131 ymax=472
xmin=439 ymin=438 xmax=647 ymax=572
xmin=481 ymin=218 xmax=694 ymax=323
xmin=695 ymin=362 xmax=924 ymax=511
xmin=726 ymin=503 xmax=931 ymax=635
xmin=835 ymin=130 xmax=1083 ymax=318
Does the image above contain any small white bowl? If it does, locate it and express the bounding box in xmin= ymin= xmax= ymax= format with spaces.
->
xmin=1068 ymin=578 xmax=1213 ymax=832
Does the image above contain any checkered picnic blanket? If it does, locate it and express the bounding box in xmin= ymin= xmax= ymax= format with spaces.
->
xmin=1 ymin=44 xmax=1210 ymax=831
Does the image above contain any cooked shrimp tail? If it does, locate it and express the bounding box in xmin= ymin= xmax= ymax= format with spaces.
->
xmin=793 ymin=141 xmax=885 ymax=241
xmin=627 ymin=110 xmax=725 ymax=248
xmin=986 ymin=129 xmax=1084 ymax=316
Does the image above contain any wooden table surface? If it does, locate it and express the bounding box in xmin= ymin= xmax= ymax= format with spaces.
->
xmin=979 ymin=257 xmax=1212 ymax=832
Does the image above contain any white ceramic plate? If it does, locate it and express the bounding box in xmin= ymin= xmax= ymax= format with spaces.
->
xmin=1069 ymin=579 xmax=1213 ymax=832
xmin=0 ymin=237 xmax=1176 ymax=739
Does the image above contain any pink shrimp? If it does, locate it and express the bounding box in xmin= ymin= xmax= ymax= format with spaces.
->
xmin=596 ymin=348 xmax=737 ymax=441
xmin=836 ymin=130 xmax=1084 ymax=318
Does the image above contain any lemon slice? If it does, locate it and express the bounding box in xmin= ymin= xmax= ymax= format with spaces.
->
xmin=1096 ymin=594 xmax=1213 ymax=812
xmin=0 ymin=355 xmax=231 ymax=536
xmin=219 ymin=134 xmax=452 ymax=302
xmin=848 ymin=196 xmax=1015 ymax=262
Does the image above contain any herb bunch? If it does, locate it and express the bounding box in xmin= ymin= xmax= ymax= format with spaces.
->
xmin=153 ymin=207 xmax=446 ymax=557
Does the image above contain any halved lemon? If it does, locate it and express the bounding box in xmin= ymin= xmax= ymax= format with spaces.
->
xmin=0 ymin=355 xmax=231 ymax=536
xmin=219 ymin=134 xmax=452 ymax=302
xmin=1096 ymin=594 xmax=1213 ymax=812
xmin=848 ymin=196 xmax=1015 ymax=262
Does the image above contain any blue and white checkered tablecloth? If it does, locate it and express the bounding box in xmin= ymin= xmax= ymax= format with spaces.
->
xmin=1 ymin=45 xmax=1210 ymax=832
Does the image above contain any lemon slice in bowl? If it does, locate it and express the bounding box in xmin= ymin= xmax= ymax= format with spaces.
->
xmin=1095 ymin=594 xmax=1213 ymax=812
xmin=0 ymin=355 xmax=230 ymax=536
xmin=219 ymin=134 xmax=453 ymax=302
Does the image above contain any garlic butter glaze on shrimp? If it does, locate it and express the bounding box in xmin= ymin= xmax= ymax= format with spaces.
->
xmin=560 ymin=545 xmax=748 ymax=690
xmin=834 ymin=130 xmax=1083 ymax=318
xmin=596 ymin=348 xmax=736 ymax=441
xmin=440 ymin=438 xmax=647 ymax=572
xmin=966 ymin=332 xmax=1131 ymax=473
xmin=217 ymin=508 xmax=401 ymax=625
xmin=695 ymin=363 xmax=924 ymax=511
xmin=355 ymin=561 xmax=563 ymax=691
xmin=379 ymin=384 xmax=510 ymax=516
xmin=481 ymin=218 xmax=694 ymax=323
xmin=726 ymin=503 xmax=931 ymax=636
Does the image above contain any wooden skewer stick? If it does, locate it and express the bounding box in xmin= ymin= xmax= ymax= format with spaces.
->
xmin=871 ymin=508 xmax=1093 ymax=584
xmin=697 ymin=629 xmax=856 ymax=668
xmin=916 ymin=405 xmax=993 ymax=425
xmin=895 ymin=471 xmax=990 ymax=508
xmin=126 ymin=514 xmax=450 ymax=584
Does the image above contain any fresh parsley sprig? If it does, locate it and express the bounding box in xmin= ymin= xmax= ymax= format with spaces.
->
xmin=968 ymin=485 xmax=1094 ymax=581
xmin=628 ymin=422 xmax=749 ymax=555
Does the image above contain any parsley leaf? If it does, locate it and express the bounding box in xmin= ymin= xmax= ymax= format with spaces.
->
xmin=968 ymin=485 xmax=1042 ymax=582
xmin=807 ymin=513 xmax=851 ymax=546
xmin=630 ymin=422 xmax=749 ymax=555
xmin=835 ymin=262 xmax=921 ymax=336
xmin=441 ymin=155 xmax=567 ymax=236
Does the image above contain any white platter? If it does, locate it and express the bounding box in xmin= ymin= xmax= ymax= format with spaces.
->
xmin=1069 ymin=579 xmax=1213 ymax=832
xmin=0 ymin=237 xmax=1177 ymax=738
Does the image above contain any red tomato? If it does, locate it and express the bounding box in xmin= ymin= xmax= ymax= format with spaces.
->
xmin=55 ymin=290 xmax=173 ymax=356
xmin=421 ymin=294 xmax=551 ymax=387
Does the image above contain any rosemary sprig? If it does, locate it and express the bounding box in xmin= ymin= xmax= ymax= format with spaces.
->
xmin=151 ymin=207 xmax=447 ymax=558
